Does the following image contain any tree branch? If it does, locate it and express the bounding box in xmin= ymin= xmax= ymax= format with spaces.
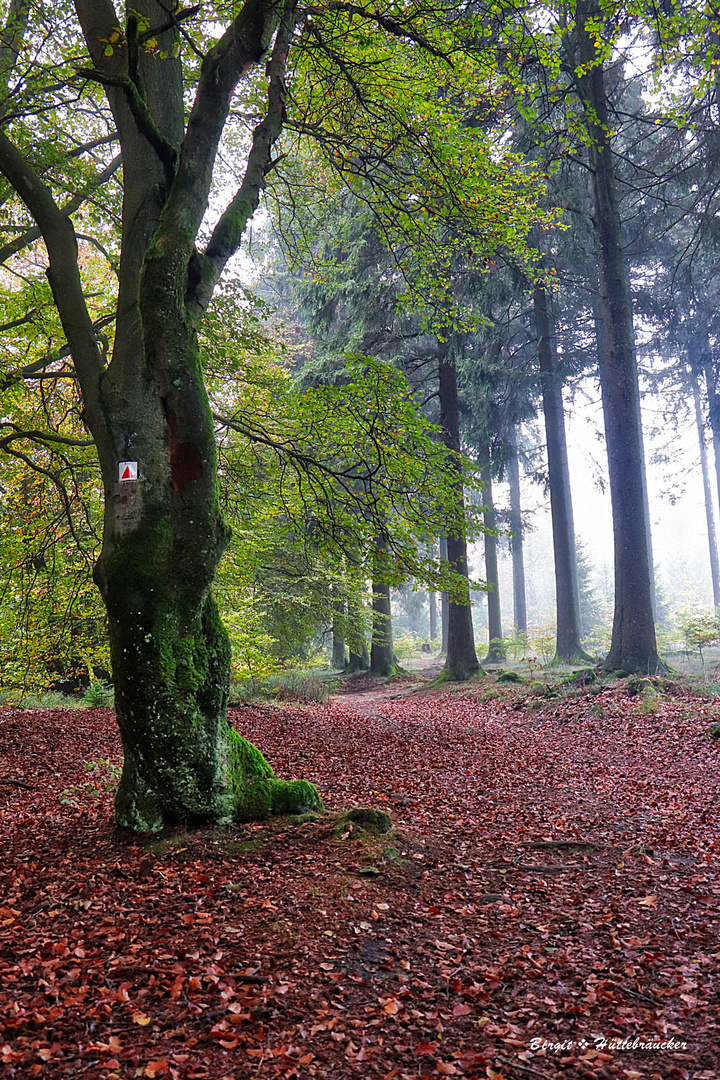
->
xmin=190 ymin=0 xmax=296 ymax=313
xmin=146 ymin=0 xmax=286 ymax=302
xmin=0 ymin=422 xmax=94 ymax=449
xmin=76 ymin=67 xmax=177 ymax=182
xmin=305 ymin=1 xmax=452 ymax=63
xmin=0 ymin=152 xmax=122 ymax=266
xmin=0 ymin=130 xmax=106 ymax=444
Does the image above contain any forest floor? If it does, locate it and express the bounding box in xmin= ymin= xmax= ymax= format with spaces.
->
xmin=0 ymin=674 xmax=718 ymax=1080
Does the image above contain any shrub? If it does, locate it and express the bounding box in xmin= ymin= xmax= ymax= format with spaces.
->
xmin=82 ymin=682 xmax=114 ymax=708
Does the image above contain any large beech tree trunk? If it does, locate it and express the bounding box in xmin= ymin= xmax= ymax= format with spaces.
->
xmin=534 ymin=286 xmax=589 ymax=664
xmin=692 ymin=374 xmax=720 ymax=609
xmin=370 ymin=534 xmax=395 ymax=675
xmin=438 ymin=341 xmax=480 ymax=681
xmin=507 ymin=427 xmax=527 ymax=635
xmin=479 ymin=452 xmax=505 ymax=663
xmin=0 ymin=0 xmax=320 ymax=830
xmin=575 ymin=2 xmax=661 ymax=673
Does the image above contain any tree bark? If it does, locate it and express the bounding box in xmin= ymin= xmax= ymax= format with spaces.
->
xmin=507 ymin=426 xmax=527 ymax=635
xmin=439 ymin=534 xmax=449 ymax=654
xmin=692 ymin=374 xmax=720 ymax=609
xmin=347 ymin=589 xmax=369 ymax=672
xmin=701 ymin=345 xmax=720 ymax=522
xmin=331 ymin=591 xmax=346 ymax=669
xmin=479 ymin=452 xmax=505 ymax=663
xmin=370 ymin=534 xmax=395 ymax=675
xmin=574 ymin=2 xmax=661 ymax=673
xmin=438 ymin=340 xmax=480 ymax=680
xmin=0 ymin=0 xmax=322 ymax=831
xmin=428 ymin=588 xmax=438 ymax=642
xmin=534 ymin=286 xmax=589 ymax=664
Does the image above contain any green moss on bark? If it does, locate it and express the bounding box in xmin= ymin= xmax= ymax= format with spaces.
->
xmin=225 ymin=726 xmax=322 ymax=823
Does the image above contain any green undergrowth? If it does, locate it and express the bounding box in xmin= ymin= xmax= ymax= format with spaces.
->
xmin=1 ymin=681 xmax=115 ymax=711
xmin=229 ymin=671 xmax=338 ymax=706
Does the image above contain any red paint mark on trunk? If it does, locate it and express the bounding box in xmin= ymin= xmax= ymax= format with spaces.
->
xmin=167 ymin=410 xmax=202 ymax=493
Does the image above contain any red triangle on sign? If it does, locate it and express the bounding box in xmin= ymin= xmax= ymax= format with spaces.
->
xmin=121 ymin=466 xmax=132 ymax=480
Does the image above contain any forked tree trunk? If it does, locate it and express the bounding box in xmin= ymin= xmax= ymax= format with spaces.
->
xmin=439 ymin=535 xmax=449 ymax=654
xmin=692 ymin=374 xmax=720 ymax=609
xmin=534 ymin=286 xmax=590 ymax=664
xmin=0 ymin=0 xmax=321 ymax=831
xmin=370 ymin=535 xmax=395 ymax=675
xmin=507 ymin=426 xmax=527 ymax=635
xmin=575 ymin=1 xmax=661 ymax=673
xmin=479 ymin=453 xmax=505 ymax=663
xmin=438 ymin=340 xmax=480 ymax=680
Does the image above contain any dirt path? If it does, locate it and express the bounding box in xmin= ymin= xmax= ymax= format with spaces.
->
xmin=0 ymin=680 xmax=718 ymax=1079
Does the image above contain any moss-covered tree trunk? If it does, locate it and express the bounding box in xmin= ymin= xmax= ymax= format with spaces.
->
xmin=0 ymin=0 xmax=320 ymax=830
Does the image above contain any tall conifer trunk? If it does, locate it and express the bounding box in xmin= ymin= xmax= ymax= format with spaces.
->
xmin=428 ymin=589 xmax=438 ymax=642
xmin=438 ymin=341 xmax=479 ymax=680
xmin=332 ymin=592 xmax=347 ymax=669
xmin=701 ymin=345 xmax=720 ymax=520
xmin=534 ymin=286 xmax=589 ymax=664
xmin=692 ymin=374 xmax=720 ymax=609
xmin=370 ymin=534 xmax=395 ymax=675
xmin=574 ymin=1 xmax=660 ymax=673
xmin=479 ymin=452 xmax=505 ymax=663
xmin=507 ymin=427 xmax=527 ymax=635
xmin=439 ymin=535 xmax=449 ymax=654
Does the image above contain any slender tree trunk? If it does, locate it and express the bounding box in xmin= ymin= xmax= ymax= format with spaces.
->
xmin=479 ymin=452 xmax=505 ymax=663
xmin=507 ymin=426 xmax=527 ymax=635
xmin=701 ymin=349 xmax=720 ymax=519
xmin=439 ymin=535 xmax=449 ymax=654
xmin=692 ymin=374 xmax=720 ymax=609
xmin=576 ymin=3 xmax=660 ymax=673
xmin=428 ymin=589 xmax=438 ymax=642
xmin=347 ymin=588 xmax=369 ymax=672
xmin=370 ymin=534 xmax=395 ymax=676
xmin=331 ymin=591 xmax=346 ymax=669
xmin=534 ymin=286 xmax=589 ymax=664
xmin=438 ymin=340 xmax=480 ymax=680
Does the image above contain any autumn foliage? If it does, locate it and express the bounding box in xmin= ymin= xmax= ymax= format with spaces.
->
xmin=0 ymin=677 xmax=717 ymax=1078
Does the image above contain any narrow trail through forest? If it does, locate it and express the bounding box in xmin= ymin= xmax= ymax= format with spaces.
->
xmin=0 ymin=678 xmax=717 ymax=1080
